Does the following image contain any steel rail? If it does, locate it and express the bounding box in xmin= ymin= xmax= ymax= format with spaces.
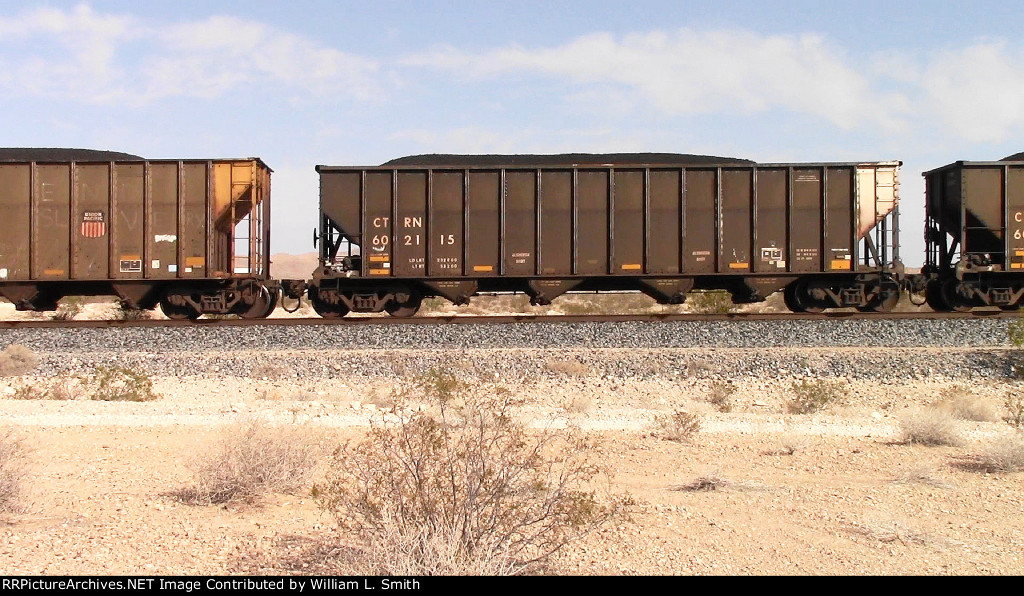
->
xmin=0 ymin=309 xmax=1016 ymax=329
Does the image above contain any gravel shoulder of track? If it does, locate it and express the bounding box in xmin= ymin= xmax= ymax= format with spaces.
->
xmin=1 ymin=341 xmax=1023 ymax=575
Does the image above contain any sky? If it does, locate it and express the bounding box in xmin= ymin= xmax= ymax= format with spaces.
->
xmin=3 ymin=1 xmax=1024 ymax=266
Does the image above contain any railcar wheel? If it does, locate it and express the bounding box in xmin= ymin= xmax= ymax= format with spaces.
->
xmin=159 ymin=297 xmax=200 ymax=320
xmin=863 ymin=284 xmax=901 ymax=313
xmin=783 ymin=283 xmax=805 ymax=313
xmin=793 ymin=280 xmax=826 ymax=313
xmin=311 ymin=296 xmax=349 ymax=319
xmin=925 ymin=280 xmax=951 ymax=312
xmin=384 ymin=295 xmax=422 ymax=318
xmin=237 ymin=285 xmax=278 ymax=319
xmin=941 ymin=279 xmax=973 ymax=313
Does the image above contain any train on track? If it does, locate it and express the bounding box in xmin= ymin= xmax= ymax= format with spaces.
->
xmin=0 ymin=148 xmax=1021 ymax=318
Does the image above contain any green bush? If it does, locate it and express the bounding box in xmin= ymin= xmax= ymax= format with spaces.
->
xmin=686 ymin=291 xmax=735 ymax=314
xmin=786 ymin=378 xmax=845 ymax=414
xmin=91 ymin=366 xmax=158 ymax=402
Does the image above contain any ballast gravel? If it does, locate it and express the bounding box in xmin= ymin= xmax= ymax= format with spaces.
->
xmin=0 ymin=317 xmax=1014 ymax=351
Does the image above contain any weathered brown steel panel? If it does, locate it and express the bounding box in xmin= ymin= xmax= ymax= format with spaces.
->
xmin=319 ymin=171 xmax=362 ymax=239
xmin=539 ymin=170 xmax=572 ymax=275
xmin=963 ymin=167 xmax=1004 ymax=259
xmin=791 ymin=167 xmax=823 ymax=272
xmin=429 ymin=171 xmax=464 ymax=276
xmin=36 ymin=165 xmax=71 ymax=280
xmin=181 ymin=163 xmax=207 ymax=278
xmin=465 ymin=171 xmax=500 ymax=276
xmin=683 ymin=169 xmax=716 ymax=273
xmin=754 ymin=168 xmax=787 ymax=273
xmin=577 ymin=169 xmax=609 ymax=275
xmin=113 ymin=163 xmax=145 ymax=280
xmin=394 ymin=171 xmax=426 ymax=277
xmin=825 ymin=167 xmax=854 ymax=272
xmin=647 ymin=169 xmax=681 ymax=274
xmin=611 ymin=169 xmax=642 ymax=275
xmin=0 ymin=165 xmax=31 ymax=281
xmin=1007 ymin=166 xmax=1024 ymax=270
xmin=362 ymin=171 xmax=393 ymax=277
xmin=719 ymin=169 xmax=752 ymax=272
xmin=503 ymin=170 xmax=536 ymax=275
xmin=148 ymin=163 xmax=178 ymax=279
xmin=72 ymin=163 xmax=110 ymax=279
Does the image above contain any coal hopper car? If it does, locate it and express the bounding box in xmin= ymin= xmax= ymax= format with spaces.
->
xmin=922 ymin=159 xmax=1024 ymax=311
xmin=0 ymin=156 xmax=276 ymax=319
xmin=309 ymin=155 xmax=904 ymax=316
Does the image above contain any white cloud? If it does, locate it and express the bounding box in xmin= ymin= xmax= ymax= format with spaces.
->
xmin=404 ymin=29 xmax=912 ymax=133
xmin=912 ymin=42 xmax=1024 ymax=143
xmin=0 ymin=4 xmax=379 ymax=105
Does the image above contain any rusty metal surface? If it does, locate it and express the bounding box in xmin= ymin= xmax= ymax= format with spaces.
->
xmin=0 ymin=158 xmax=272 ymax=285
xmin=318 ymin=161 xmax=900 ymax=282
xmin=925 ymin=160 xmax=1024 ymax=272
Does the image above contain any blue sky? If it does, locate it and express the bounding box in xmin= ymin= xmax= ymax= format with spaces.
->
xmin=3 ymin=1 xmax=1024 ymax=265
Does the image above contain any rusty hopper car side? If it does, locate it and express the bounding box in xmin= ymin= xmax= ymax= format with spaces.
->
xmin=0 ymin=158 xmax=276 ymax=319
xmin=311 ymin=158 xmax=903 ymax=316
xmin=922 ymin=160 xmax=1024 ymax=311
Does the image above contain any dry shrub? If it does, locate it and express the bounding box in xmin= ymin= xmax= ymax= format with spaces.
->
xmin=180 ymin=419 xmax=323 ymax=505
xmin=115 ymin=301 xmax=151 ymax=321
xmin=775 ymin=431 xmax=808 ymax=455
xmin=786 ymin=378 xmax=845 ymax=414
xmin=706 ymin=381 xmax=735 ymax=412
xmin=654 ymin=409 xmax=702 ymax=443
xmin=565 ymin=396 xmax=594 ymax=415
xmin=853 ymin=518 xmax=930 ymax=545
xmin=0 ymin=345 xmax=39 ymax=377
xmin=686 ymin=291 xmax=734 ymax=314
xmin=1005 ymin=393 xmax=1024 ymax=430
xmin=51 ymin=297 xmax=84 ymax=321
xmin=899 ymin=407 xmax=963 ymax=447
xmin=90 ymin=366 xmax=158 ymax=402
xmin=672 ymin=474 xmax=729 ymax=492
xmin=934 ymin=386 xmax=999 ymax=422
xmin=6 ymin=367 xmax=155 ymax=402
xmin=317 ymin=370 xmax=625 ymax=576
xmin=9 ymin=377 xmax=80 ymax=401
xmin=544 ymin=358 xmax=592 ymax=377
xmin=0 ymin=429 xmax=28 ymax=513
xmin=893 ymin=465 xmax=952 ymax=488
xmin=974 ymin=433 xmax=1024 ymax=472
xmin=251 ymin=362 xmax=288 ymax=380
xmin=671 ymin=473 xmax=763 ymax=493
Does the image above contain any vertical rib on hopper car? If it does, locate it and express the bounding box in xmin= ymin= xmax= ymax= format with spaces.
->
xmin=312 ymin=159 xmax=903 ymax=316
xmin=0 ymin=158 xmax=277 ymax=319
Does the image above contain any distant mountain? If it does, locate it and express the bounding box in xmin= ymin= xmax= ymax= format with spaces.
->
xmin=270 ymin=252 xmax=318 ymax=280
xmin=0 ymin=148 xmax=143 ymax=161
xmin=383 ymin=153 xmax=754 ymax=166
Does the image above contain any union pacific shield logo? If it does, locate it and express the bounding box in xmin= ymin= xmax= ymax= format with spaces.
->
xmin=81 ymin=211 xmax=106 ymax=238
